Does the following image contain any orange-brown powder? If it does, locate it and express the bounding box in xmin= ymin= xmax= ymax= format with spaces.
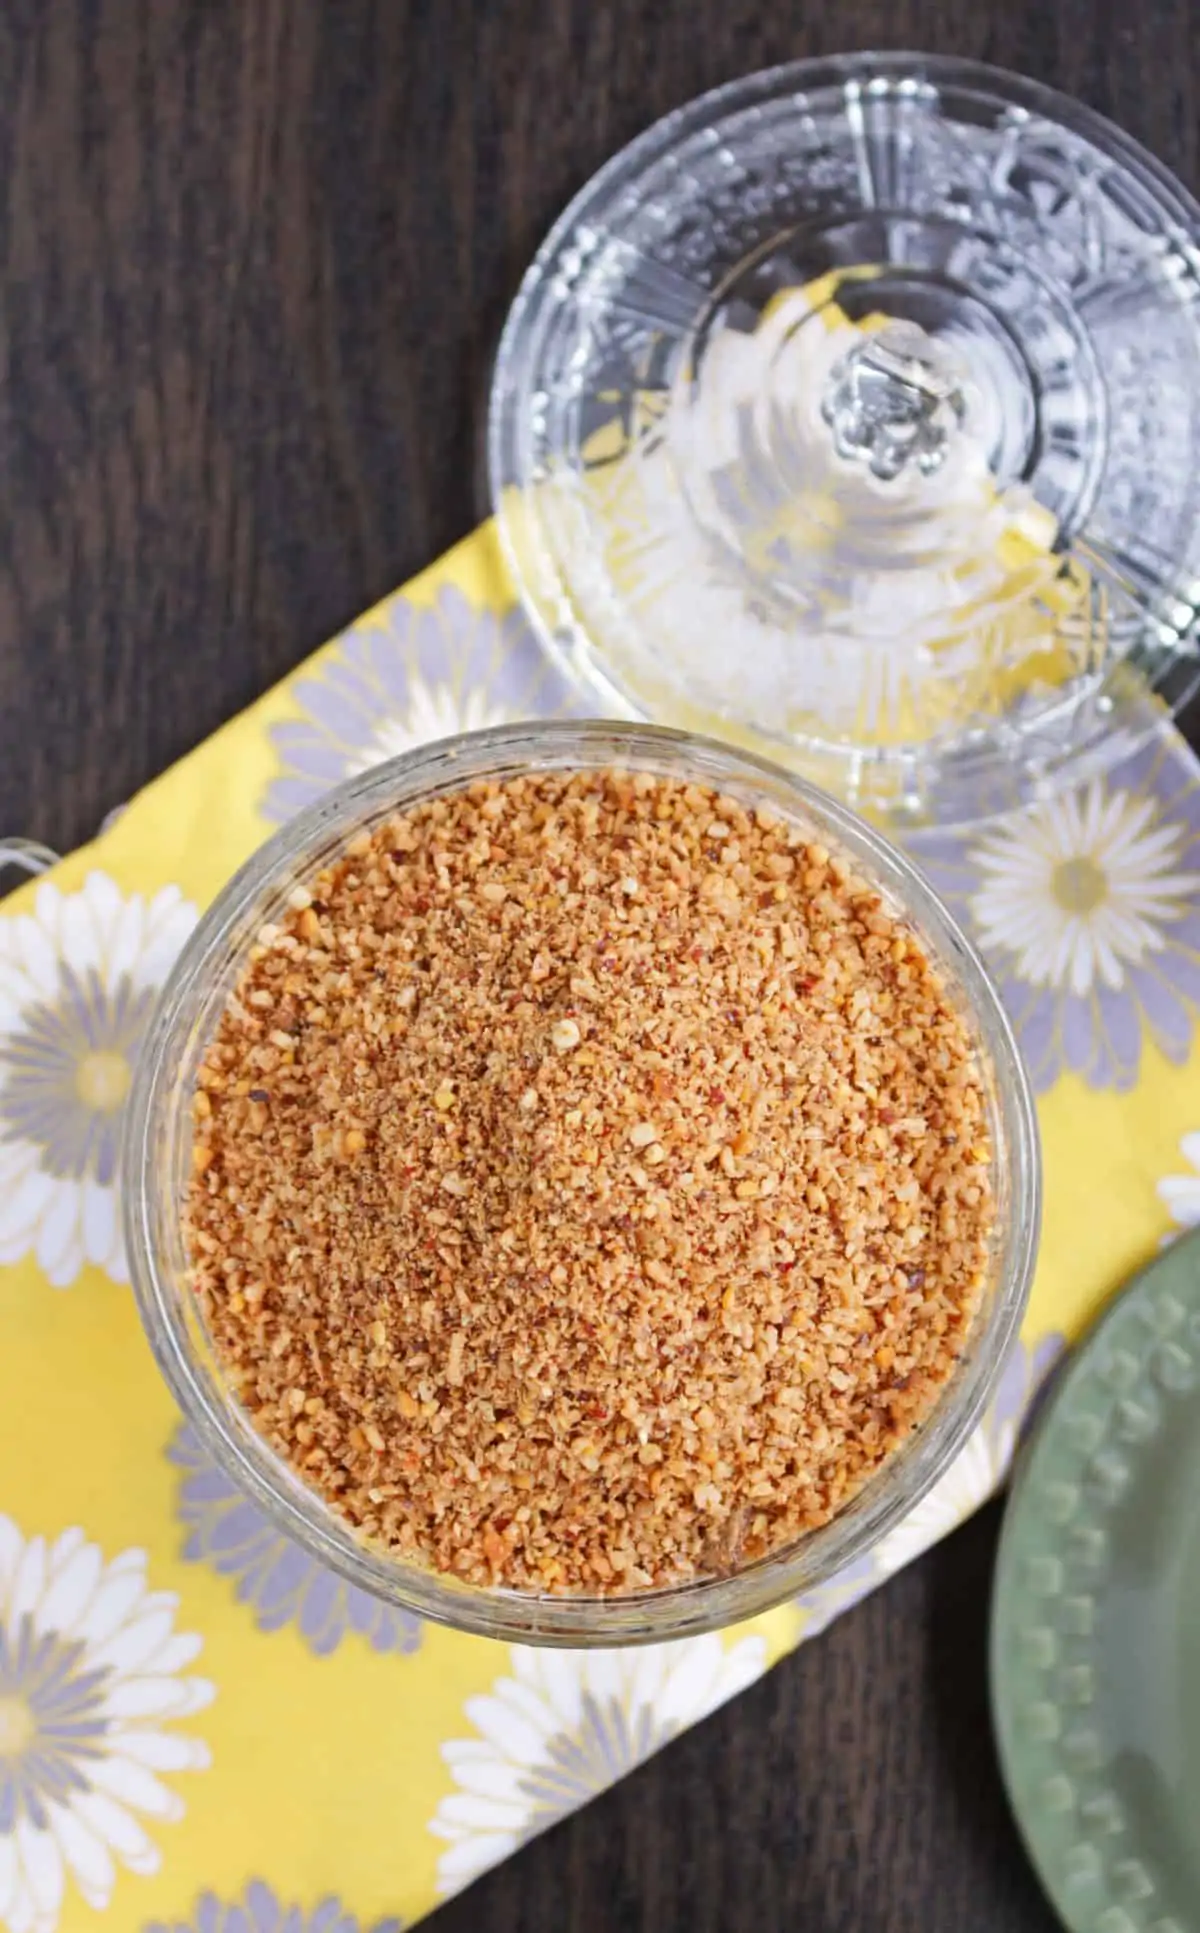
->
xmin=185 ymin=769 xmax=993 ymax=1593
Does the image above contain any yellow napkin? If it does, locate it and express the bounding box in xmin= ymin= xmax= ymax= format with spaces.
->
xmin=1 ymin=521 xmax=1198 ymax=1933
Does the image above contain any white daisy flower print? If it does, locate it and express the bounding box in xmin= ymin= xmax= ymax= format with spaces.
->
xmin=262 ymin=585 xmax=579 ymax=823
xmin=1157 ymin=1130 xmax=1200 ymax=1235
xmin=873 ymin=1428 xmax=1013 ymax=1578
xmin=0 ymin=1518 xmax=213 ymax=1933
xmin=0 ymin=872 xmax=197 ymax=1288
xmin=967 ymin=779 xmax=1198 ymax=998
xmin=872 ymin=1333 xmax=1063 ymax=1578
xmin=429 ymin=1634 xmax=766 ymax=1899
xmin=910 ymin=733 xmax=1200 ymax=1092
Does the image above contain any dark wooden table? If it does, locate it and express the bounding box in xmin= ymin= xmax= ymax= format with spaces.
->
xmin=3 ymin=3 xmax=1196 ymax=1928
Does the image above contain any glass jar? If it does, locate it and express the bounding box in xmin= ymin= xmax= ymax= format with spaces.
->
xmin=123 ymin=721 xmax=1040 ymax=1644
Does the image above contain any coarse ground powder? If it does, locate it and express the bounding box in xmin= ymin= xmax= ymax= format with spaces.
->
xmin=185 ymin=768 xmax=994 ymax=1594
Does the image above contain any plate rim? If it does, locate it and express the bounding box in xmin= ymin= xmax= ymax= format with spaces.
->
xmin=989 ymin=1223 xmax=1200 ymax=1933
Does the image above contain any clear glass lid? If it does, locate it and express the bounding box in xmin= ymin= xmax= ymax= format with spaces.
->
xmin=489 ymin=55 xmax=1200 ymax=825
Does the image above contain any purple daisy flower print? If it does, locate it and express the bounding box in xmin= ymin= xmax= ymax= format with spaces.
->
xmin=909 ymin=730 xmax=1200 ymax=1092
xmin=261 ymin=585 xmax=579 ymax=824
xmin=793 ymin=1551 xmax=876 ymax=1639
xmin=167 ymin=1426 xmax=422 ymax=1659
xmin=145 ymin=1879 xmax=402 ymax=1933
xmin=0 ymin=873 xmax=198 ymax=1286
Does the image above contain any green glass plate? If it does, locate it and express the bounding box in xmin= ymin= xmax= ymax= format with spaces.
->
xmin=991 ymin=1226 xmax=1200 ymax=1933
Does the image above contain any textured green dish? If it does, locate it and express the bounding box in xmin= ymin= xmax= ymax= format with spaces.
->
xmin=991 ymin=1226 xmax=1200 ymax=1933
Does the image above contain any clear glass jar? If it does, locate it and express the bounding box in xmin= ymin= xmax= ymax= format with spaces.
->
xmin=123 ymin=722 xmax=1040 ymax=1645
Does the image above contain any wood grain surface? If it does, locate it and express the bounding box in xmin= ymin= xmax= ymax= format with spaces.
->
xmin=3 ymin=3 xmax=1197 ymax=1928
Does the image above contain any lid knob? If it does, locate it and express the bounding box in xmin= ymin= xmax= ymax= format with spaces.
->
xmin=821 ymin=322 xmax=967 ymax=482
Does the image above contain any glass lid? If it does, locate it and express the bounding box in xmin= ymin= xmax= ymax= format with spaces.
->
xmin=489 ymin=54 xmax=1200 ymax=825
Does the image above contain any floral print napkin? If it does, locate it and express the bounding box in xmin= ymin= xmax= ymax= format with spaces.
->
xmin=0 ymin=523 xmax=1197 ymax=1933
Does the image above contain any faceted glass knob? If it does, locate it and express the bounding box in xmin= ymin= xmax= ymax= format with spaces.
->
xmin=821 ymin=323 xmax=967 ymax=482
